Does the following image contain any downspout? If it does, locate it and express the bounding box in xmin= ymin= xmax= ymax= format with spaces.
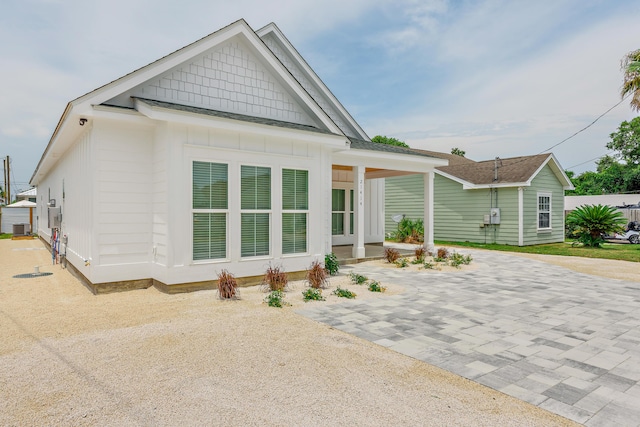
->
xmin=518 ymin=187 xmax=524 ymax=246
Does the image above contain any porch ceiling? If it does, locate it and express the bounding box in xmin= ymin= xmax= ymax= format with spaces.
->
xmin=332 ymin=164 xmax=422 ymax=179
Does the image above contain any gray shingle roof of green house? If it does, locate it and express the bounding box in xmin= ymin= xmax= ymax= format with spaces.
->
xmin=436 ymin=153 xmax=551 ymax=185
xmin=348 ymin=137 xmax=442 ymax=159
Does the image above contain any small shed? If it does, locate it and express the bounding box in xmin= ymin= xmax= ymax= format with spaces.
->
xmin=1 ymin=200 xmax=38 ymax=234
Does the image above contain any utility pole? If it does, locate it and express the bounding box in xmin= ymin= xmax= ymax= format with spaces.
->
xmin=5 ymin=155 xmax=10 ymax=204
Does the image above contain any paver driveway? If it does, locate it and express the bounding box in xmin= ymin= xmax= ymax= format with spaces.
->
xmin=298 ymin=249 xmax=640 ymax=426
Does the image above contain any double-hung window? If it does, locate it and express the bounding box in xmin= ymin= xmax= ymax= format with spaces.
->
xmin=332 ymin=189 xmax=345 ymax=235
xmin=241 ymin=165 xmax=271 ymax=257
xmin=282 ymin=169 xmax=308 ymax=254
xmin=537 ymin=192 xmax=551 ymax=230
xmin=192 ymin=161 xmax=228 ymax=261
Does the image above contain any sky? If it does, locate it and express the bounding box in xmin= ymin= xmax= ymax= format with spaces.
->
xmin=1 ymin=0 xmax=639 ymax=196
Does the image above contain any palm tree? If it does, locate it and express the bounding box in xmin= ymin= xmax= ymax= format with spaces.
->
xmin=566 ymin=204 xmax=626 ymax=247
xmin=622 ymin=49 xmax=640 ymax=112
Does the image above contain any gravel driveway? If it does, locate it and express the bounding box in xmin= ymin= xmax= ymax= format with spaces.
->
xmin=1 ymin=239 xmax=578 ymax=426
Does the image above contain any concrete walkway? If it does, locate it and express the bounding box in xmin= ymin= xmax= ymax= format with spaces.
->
xmin=298 ymin=249 xmax=640 ymax=426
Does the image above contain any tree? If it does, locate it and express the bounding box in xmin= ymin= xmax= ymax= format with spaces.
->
xmin=371 ymin=135 xmax=409 ymax=148
xmin=450 ymin=147 xmax=465 ymax=157
xmin=622 ymin=49 xmax=640 ymax=112
xmin=566 ymin=204 xmax=626 ymax=247
xmin=605 ymin=117 xmax=640 ymax=165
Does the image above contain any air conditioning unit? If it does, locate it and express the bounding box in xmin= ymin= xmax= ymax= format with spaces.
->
xmin=13 ymin=223 xmax=31 ymax=236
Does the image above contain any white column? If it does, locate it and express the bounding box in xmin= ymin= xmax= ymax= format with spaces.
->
xmin=424 ymin=171 xmax=435 ymax=253
xmin=352 ymin=166 xmax=366 ymax=258
xmin=518 ymin=186 xmax=524 ymax=246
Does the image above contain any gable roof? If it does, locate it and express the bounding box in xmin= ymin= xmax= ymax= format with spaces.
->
xmin=411 ymin=149 xmax=476 ymax=166
xmin=256 ymin=23 xmax=370 ymax=141
xmin=416 ymin=150 xmax=573 ymax=190
xmin=31 ymin=19 xmax=353 ymax=185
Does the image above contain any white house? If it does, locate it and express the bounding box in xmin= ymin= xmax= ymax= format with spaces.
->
xmin=30 ymin=20 xmax=446 ymax=293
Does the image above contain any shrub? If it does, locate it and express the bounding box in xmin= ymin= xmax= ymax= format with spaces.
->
xmin=306 ymin=260 xmax=328 ymax=289
xmin=324 ymin=252 xmax=340 ymax=275
xmin=422 ymin=261 xmax=436 ymax=270
xmin=261 ymin=264 xmax=288 ymax=292
xmin=566 ymin=204 xmax=627 ymax=247
xmin=333 ymin=287 xmax=356 ymax=299
xmin=302 ymin=288 xmax=325 ymax=302
xmin=436 ymin=247 xmax=449 ymax=260
xmin=392 ymin=217 xmax=424 ymax=243
xmin=217 ymin=269 xmax=238 ymax=300
xmin=264 ymin=290 xmax=290 ymax=307
xmin=368 ymin=281 xmax=386 ymax=293
xmin=413 ymin=246 xmax=427 ymax=263
xmin=384 ymin=247 xmax=400 ymax=263
xmin=395 ymin=257 xmax=409 ymax=268
xmin=349 ymin=272 xmax=368 ymax=285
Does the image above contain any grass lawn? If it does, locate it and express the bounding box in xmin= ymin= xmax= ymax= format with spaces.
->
xmin=435 ymin=240 xmax=640 ymax=263
xmin=0 ymin=233 xmax=12 ymax=240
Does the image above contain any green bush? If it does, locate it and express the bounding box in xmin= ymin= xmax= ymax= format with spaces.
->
xmin=324 ymin=252 xmax=340 ymax=275
xmin=302 ymin=288 xmax=325 ymax=302
xmin=367 ymin=281 xmax=386 ymax=293
xmin=333 ymin=287 xmax=356 ymax=299
xmin=566 ymin=204 xmax=626 ymax=247
xmin=391 ymin=217 xmax=424 ymax=243
xmin=395 ymin=257 xmax=409 ymax=268
xmin=448 ymin=252 xmax=473 ymax=268
xmin=349 ymin=272 xmax=368 ymax=285
xmin=264 ymin=290 xmax=289 ymax=307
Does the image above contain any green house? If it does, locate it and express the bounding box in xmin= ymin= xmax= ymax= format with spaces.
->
xmin=385 ymin=151 xmax=574 ymax=246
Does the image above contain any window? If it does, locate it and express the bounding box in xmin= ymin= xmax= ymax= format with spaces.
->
xmin=282 ymin=169 xmax=308 ymax=254
xmin=332 ymin=189 xmax=345 ymax=235
xmin=538 ymin=193 xmax=551 ymax=230
xmin=241 ymin=165 xmax=271 ymax=257
xmin=193 ymin=161 xmax=228 ymax=260
xmin=349 ymin=189 xmax=354 ymax=235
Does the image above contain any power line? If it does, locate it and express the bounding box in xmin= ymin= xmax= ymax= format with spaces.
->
xmin=537 ymin=93 xmax=631 ymax=154
xmin=566 ymin=152 xmax=612 ymax=170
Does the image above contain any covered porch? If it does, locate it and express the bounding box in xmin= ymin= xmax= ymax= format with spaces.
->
xmin=330 ymin=139 xmax=448 ymax=260
xmin=332 ymin=242 xmax=414 ymax=264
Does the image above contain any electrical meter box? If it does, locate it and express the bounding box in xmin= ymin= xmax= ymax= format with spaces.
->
xmin=490 ymin=208 xmax=501 ymax=224
xmin=48 ymin=206 xmax=62 ymax=228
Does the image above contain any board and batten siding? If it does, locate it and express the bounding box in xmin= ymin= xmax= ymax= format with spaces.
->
xmin=92 ymin=119 xmax=154 ymax=283
xmin=522 ymin=164 xmax=565 ymax=245
xmin=147 ymin=121 xmax=332 ymax=286
xmin=36 ymin=127 xmax=94 ymax=280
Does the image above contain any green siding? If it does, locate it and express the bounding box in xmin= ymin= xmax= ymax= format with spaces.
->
xmin=385 ymin=165 xmax=566 ymax=246
xmin=522 ymin=165 xmax=565 ymax=245
xmin=384 ymin=175 xmax=425 ymax=235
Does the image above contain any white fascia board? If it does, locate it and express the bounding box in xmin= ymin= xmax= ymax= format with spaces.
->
xmin=70 ymin=21 xmax=342 ymax=135
xmin=135 ymin=99 xmax=347 ymax=147
xmin=92 ymin=105 xmax=155 ymax=125
xmin=532 ymin=153 xmax=574 ymax=190
xmin=256 ymin=23 xmax=369 ymax=141
xmin=332 ymin=150 xmax=446 ymax=172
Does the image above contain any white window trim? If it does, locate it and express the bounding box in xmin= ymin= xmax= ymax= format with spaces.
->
xmin=537 ymin=191 xmax=552 ymax=231
xmin=331 ymin=183 xmax=354 ymax=237
xmin=282 ymin=168 xmax=309 ymax=257
xmin=240 ymin=164 xmax=272 ymax=259
xmin=191 ymin=160 xmax=230 ymax=264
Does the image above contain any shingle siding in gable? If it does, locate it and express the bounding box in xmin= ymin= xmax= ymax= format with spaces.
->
xmin=261 ymin=33 xmax=359 ymax=139
xmin=118 ymin=39 xmax=317 ymax=126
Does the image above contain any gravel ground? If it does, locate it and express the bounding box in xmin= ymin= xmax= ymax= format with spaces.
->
xmin=0 ymin=238 xmax=581 ymax=426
